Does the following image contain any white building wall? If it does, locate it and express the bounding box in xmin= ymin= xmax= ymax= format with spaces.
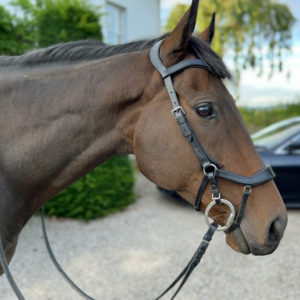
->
xmin=95 ymin=0 xmax=161 ymax=43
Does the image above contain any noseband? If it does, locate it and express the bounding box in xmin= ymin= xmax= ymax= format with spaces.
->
xmin=0 ymin=39 xmax=275 ymax=300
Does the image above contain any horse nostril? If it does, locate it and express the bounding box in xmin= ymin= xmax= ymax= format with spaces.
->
xmin=267 ymin=217 xmax=284 ymax=243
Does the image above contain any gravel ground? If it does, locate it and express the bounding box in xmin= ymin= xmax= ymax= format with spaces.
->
xmin=0 ymin=172 xmax=299 ymax=300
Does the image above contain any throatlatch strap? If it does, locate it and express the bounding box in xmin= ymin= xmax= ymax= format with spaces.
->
xmin=155 ymin=222 xmax=218 ymax=300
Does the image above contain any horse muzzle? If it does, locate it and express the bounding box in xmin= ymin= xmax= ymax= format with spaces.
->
xmin=228 ymin=213 xmax=287 ymax=256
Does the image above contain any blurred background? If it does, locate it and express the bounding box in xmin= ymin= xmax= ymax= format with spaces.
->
xmin=0 ymin=1 xmax=299 ymax=299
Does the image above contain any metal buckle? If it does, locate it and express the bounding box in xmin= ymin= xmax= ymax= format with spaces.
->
xmin=212 ymin=193 xmax=221 ymax=201
xmin=171 ymin=106 xmax=185 ymax=116
xmin=243 ymin=186 xmax=252 ymax=193
xmin=204 ymin=199 xmax=236 ymax=232
xmin=203 ymin=164 xmax=218 ymax=176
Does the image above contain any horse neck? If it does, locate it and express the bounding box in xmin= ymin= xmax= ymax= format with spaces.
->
xmin=0 ymin=51 xmax=152 ymax=219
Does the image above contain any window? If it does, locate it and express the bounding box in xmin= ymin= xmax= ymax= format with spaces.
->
xmin=286 ymin=134 xmax=300 ymax=155
xmin=252 ymin=118 xmax=300 ymax=150
xmin=105 ymin=2 xmax=126 ymax=44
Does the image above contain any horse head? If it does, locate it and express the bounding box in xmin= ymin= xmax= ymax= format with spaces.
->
xmin=134 ymin=0 xmax=287 ymax=255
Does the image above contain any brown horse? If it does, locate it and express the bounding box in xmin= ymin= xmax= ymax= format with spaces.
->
xmin=0 ymin=0 xmax=287 ymax=280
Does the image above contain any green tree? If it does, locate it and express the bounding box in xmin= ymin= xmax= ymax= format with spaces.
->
xmin=11 ymin=0 xmax=102 ymax=47
xmin=45 ymin=155 xmax=135 ymax=220
xmin=165 ymin=0 xmax=295 ymax=79
xmin=0 ymin=6 xmax=34 ymax=54
xmin=239 ymin=97 xmax=300 ymax=133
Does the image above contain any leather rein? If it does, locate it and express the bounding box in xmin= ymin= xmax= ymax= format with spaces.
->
xmin=0 ymin=39 xmax=275 ymax=300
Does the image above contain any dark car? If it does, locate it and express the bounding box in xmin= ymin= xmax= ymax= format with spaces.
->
xmin=158 ymin=117 xmax=300 ymax=208
xmin=252 ymin=117 xmax=300 ymax=208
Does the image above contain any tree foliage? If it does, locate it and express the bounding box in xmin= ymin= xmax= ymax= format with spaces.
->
xmin=240 ymin=99 xmax=300 ymax=133
xmin=0 ymin=6 xmax=34 ymax=54
xmin=45 ymin=156 xmax=135 ymax=220
xmin=0 ymin=0 xmax=102 ymax=55
xmin=165 ymin=0 xmax=295 ymax=79
xmin=37 ymin=0 xmax=102 ymax=47
xmin=11 ymin=0 xmax=102 ymax=47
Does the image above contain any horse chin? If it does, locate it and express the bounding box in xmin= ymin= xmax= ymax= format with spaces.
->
xmin=226 ymin=228 xmax=250 ymax=254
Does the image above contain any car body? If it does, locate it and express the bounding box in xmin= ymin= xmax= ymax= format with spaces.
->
xmin=252 ymin=117 xmax=300 ymax=208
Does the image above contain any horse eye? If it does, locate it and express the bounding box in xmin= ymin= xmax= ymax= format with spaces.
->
xmin=195 ymin=104 xmax=214 ymax=118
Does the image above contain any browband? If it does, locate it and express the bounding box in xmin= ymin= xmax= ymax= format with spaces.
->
xmin=151 ymin=40 xmax=217 ymax=79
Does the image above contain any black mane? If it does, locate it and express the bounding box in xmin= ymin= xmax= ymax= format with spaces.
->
xmin=0 ymin=35 xmax=230 ymax=78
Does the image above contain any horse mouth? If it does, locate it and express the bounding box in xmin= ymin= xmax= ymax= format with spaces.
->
xmin=227 ymin=227 xmax=281 ymax=256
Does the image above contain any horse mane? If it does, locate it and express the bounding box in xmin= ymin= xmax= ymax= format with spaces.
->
xmin=0 ymin=35 xmax=231 ymax=79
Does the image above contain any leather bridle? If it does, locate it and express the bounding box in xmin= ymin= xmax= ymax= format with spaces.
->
xmin=150 ymin=39 xmax=275 ymax=298
xmin=150 ymin=39 xmax=275 ymax=232
xmin=0 ymin=39 xmax=275 ymax=300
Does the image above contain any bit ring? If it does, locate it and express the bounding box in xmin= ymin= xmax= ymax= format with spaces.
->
xmin=204 ymin=199 xmax=236 ymax=231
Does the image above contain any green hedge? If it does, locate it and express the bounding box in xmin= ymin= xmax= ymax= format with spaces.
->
xmin=35 ymin=0 xmax=103 ymax=47
xmin=5 ymin=0 xmax=103 ymax=50
xmin=0 ymin=6 xmax=35 ymax=55
xmin=239 ymin=102 xmax=300 ymax=133
xmin=44 ymin=156 xmax=135 ymax=220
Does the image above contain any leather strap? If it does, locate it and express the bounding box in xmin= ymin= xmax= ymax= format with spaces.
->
xmin=163 ymin=76 xmax=216 ymax=168
xmin=150 ymin=40 xmax=217 ymax=79
xmin=40 ymin=207 xmax=95 ymax=300
xmin=194 ymin=176 xmax=209 ymax=211
xmin=225 ymin=186 xmax=251 ymax=233
xmin=216 ymin=166 xmax=275 ymax=186
xmin=155 ymin=222 xmax=218 ymax=300
xmin=0 ymin=238 xmax=25 ymax=300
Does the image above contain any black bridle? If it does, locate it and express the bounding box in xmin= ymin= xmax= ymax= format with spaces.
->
xmin=0 ymin=39 xmax=275 ymax=300
xmin=150 ymin=39 xmax=275 ymax=299
xmin=150 ymin=39 xmax=274 ymax=231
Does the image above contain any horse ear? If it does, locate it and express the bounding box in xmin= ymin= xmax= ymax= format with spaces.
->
xmin=199 ymin=12 xmax=216 ymax=45
xmin=160 ymin=0 xmax=200 ymax=66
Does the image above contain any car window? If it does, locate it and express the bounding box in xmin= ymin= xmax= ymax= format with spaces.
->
xmin=288 ymin=134 xmax=300 ymax=155
xmin=252 ymin=122 xmax=300 ymax=150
